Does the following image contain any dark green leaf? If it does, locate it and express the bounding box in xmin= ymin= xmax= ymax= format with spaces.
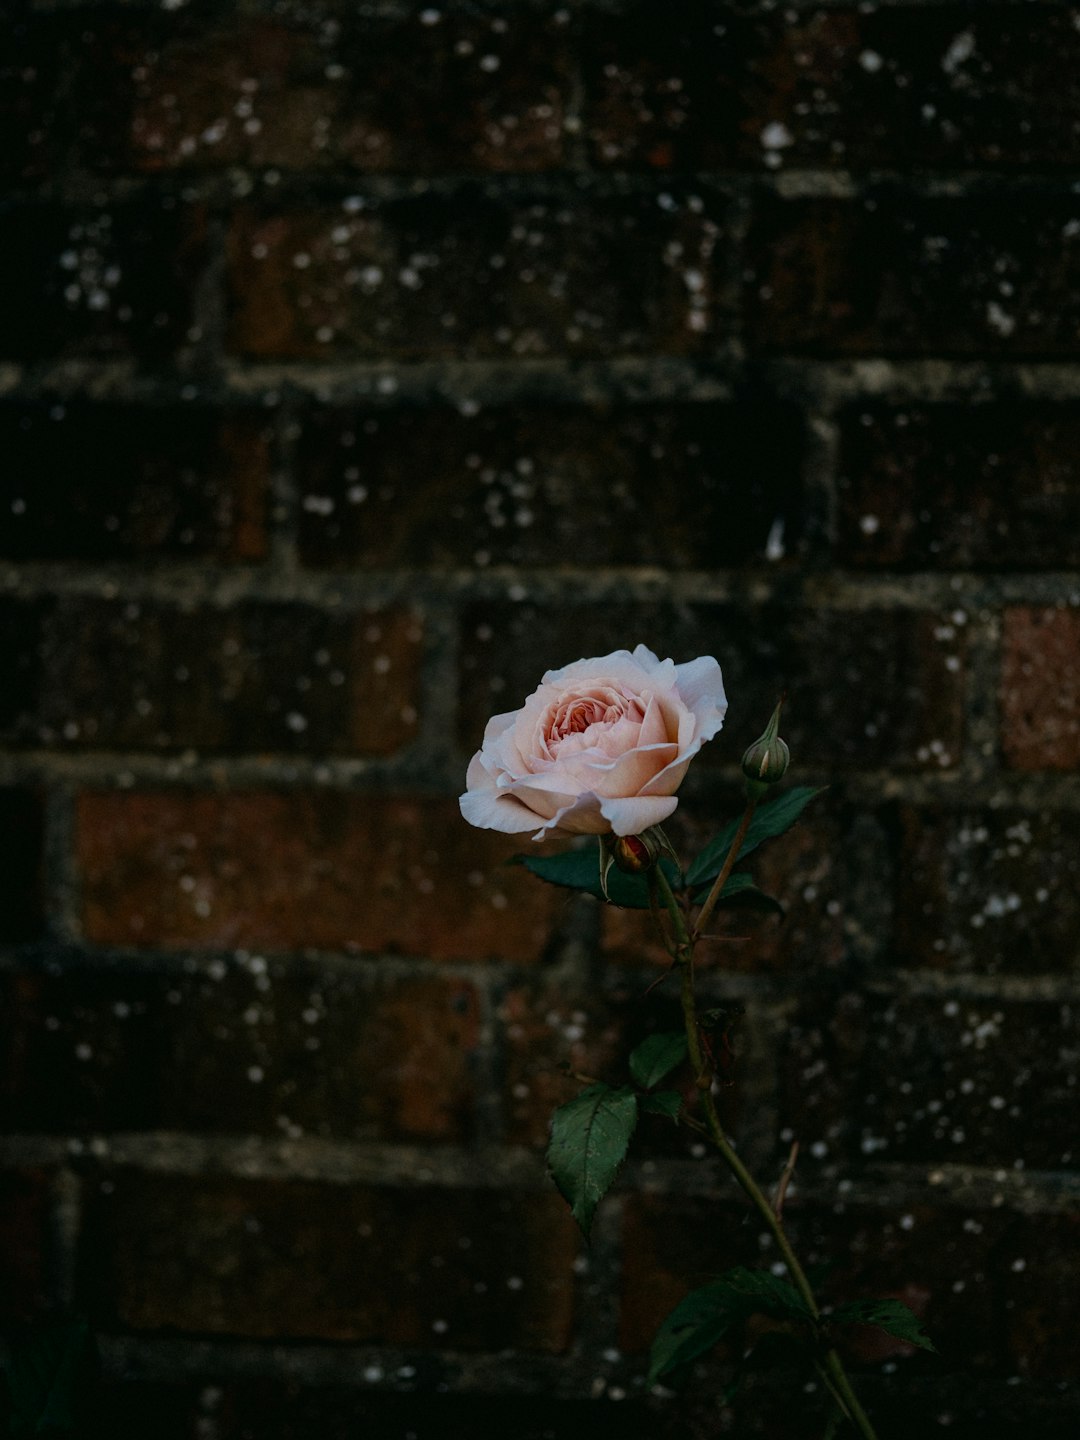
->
xmin=547 ymin=1083 xmax=638 ymax=1239
xmin=514 ymin=849 xmax=681 ymax=909
xmin=830 ymin=1298 xmax=936 ymax=1353
xmin=641 ymin=1089 xmax=682 ymax=1119
xmin=648 ymin=1268 xmax=813 ymax=1385
xmin=686 ymin=787 xmax=827 ymax=889
xmin=692 ymin=870 xmax=785 ymax=917
xmin=5 ymin=1319 xmax=93 ymax=1436
xmin=629 ymin=1032 xmax=688 ymax=1089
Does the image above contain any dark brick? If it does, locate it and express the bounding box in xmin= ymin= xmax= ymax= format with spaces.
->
xmin=585 ymin=5 xmax=1080 ymax=173
xmin=0 ymin=965 xmax=479 ymax=1143
xmin=0 ymin=788 xmax=45 ymax=942
xmin=76 ymin=790 xmax=563 ymax=962
xmin=894 ymin=806 xmax=1080 ymax=973
xmin=2 ymin=18 xmax=66 ymax=185
xmin=0 ymin=199 xmax=206 ymax=362
xmin=294 ymin=395 xmax=804 ymax=570
xmin=0 ymin=597 xmax=421 ymax=755
xmin=1000 ymin=608 xmax=1080 ymax=771
xmin=837 ymin=403 xmax=1080 ymax=570
xmin=0 ymin=1170 xmax=53 ymax=1328
xmin=112 ymin=8 xmax=572 ymax=175
xmin=226 ymin=189 xmax=728 ymax=361
xmin=459 ymin=603 xmax=966 ymax=772
xmin=79 ymin=1171 xmax=578 ymax=1349
xmin=621 ymin=1194 xmax=1080 ymax=1377
xmin=0 ymin=401 xmax=269 ymax=563
xmin=780 ymin=992 xmax=1078 ymax=1171
xmin=744 ymin=196 xmax=1080 ymax=358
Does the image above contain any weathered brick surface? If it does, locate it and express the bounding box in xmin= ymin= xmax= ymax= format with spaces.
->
xmin=893 ymin=806 xmax=1080 ymax=973
xmin=79 ymin=1171 xmax=578 ymax=1350
xmin=1 ymin=965 xmax=479 ymax=1143
xmin=114 ymin=8 xmax=572 ymax=175
xmin=0 ymin=401 xmax=268 ymax=562
xmin=0 ymin=199 xmax=206 ymax=362
xmin=745 ymin=197 xmax=1080 ymax=357
xmin=0 ymin=787 xmax=45 ymax=942
xmin=0 ymin=598 xmax=420 ymax=755
xmin=1000 ymin=608 xmax=1080 ymax=771
xmin=227 ymin=190 xmax=729 ymax=361
xmin=837 ymin=403 xmax=1080 ymax=571
xmin=294 ymin=395 xmax=804 ymax=570
xmin=0 ymin=1169 xmax=53 ymax=1327
xmin=77 ymin=790 xmax=562 ymax=962
xmin=779 ymin=992 xmax=1079 ymax=1171
xmin=460 ymin=603 xmax=966 ymax=772
xmin=585 ymin=5 xmax=1080 ymax=172
xmin=620 ymin=1193 xmax=1080 ymax=1377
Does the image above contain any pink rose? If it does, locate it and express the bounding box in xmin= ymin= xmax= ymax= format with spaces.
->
xmin=460 ymin=645 xmax=727 ymax=840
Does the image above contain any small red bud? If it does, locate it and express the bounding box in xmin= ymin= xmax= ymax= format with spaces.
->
xmin=612 ymin=833 xmax=656 ymax=874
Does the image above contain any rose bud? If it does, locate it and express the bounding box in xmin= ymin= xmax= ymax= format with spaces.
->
xmin=612 ymin=832 xmax=657 ymax=874
xmin=741 ymin=698 xmax=790 ymax=789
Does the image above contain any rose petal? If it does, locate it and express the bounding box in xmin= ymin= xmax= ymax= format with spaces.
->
xmin=459 ymin=784 xmax=545 ymax=834
xmin=598 ymin=794 xmax=680 ymax=836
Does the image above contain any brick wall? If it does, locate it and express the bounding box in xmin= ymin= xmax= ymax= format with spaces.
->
xmin=3 ymin=1 xmax=1079 ymax=1436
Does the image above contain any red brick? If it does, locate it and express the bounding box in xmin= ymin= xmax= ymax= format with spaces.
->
xmin=1 ymin=966 xmax=479 ymax=1144
xmin=0 ymin=1169 xmax=53 ymax=1327
xmin=294 ymin=395 xmax=804 ymax=571
xmin=0 ymin=597 xmax=420 ymax=756
xmin=76 ymin=791 xmax=563 ymax=963
xmin=79 ymin=1171 xmax=578 ymax=1350
xmin=116 ymin=10 xmax=571 ymax=174
xmin=779 ymin=992 xmax=1078 ymax=1171
xmin=621 ymin=1193 xmax=1079 ymax=1377
xmin=744 ymin=197 xmax=1080 ymax=357
xmin=226 ymin=190 xmax=728 ymax=361
xmin=585 ymin=5 xmax=1080 ymax=172
xmin=0 ymin=401 xmax=268 ymax=563
xmin=0 ymin=199 xmax=206 ymax=363
xmin=460 ymin=603 xmax=966 ymax=773
xmin=894 ymin=806 xmax=1080 ymax=973
xmin=1001 ymin=608 xmax=1080 ymax=770
xmin=837 ymin=403 xmax=1080 ymax=570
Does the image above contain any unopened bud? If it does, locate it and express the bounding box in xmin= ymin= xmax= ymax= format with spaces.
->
xmin=741 ymin=699 xmax=790 ymax=786
xmin=612 ymin=832 xmax=659 ymax=874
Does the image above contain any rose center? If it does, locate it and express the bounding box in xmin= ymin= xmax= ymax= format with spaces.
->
xmin=546 ymin=689 xmax=646 ymax=752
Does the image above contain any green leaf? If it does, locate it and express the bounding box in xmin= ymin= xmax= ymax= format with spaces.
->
xmin=686 ymin=786 xmax=827 ymax=889
xmin=514 ymin=849 xmax=681 ymax=909
xmin=629 ymin=1032 xmax=688 ymax=1089
xmin=648 ymin=1268 xmax=813 ymax=1385
xmin=830 ymin=1298 xmax=936 ymax=1353
xmin=641 ymin=1089 xmax=682 ymax=1120
xmin=547 ymin=1083 xmax=638 ymax=1239
xmin=4 ymin=1319 xmax=93 ymax=1436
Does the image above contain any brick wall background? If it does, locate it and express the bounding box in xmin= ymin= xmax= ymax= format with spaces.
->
xmin=3 ymin=1 xmax=1079 ymax=1436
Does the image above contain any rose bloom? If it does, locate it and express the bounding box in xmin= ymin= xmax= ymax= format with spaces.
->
xmin=460 ymin=645 xmax=727 ymax=840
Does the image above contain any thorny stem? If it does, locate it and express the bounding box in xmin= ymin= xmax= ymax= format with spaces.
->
xmin=654 ymin=864 xmax=880 ymax=1440
xmin=691 ymin=800 xmax=757 ymax=942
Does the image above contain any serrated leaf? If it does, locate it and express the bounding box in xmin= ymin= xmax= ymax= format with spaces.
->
xmin=514 ymin=849 xmax=681 ymax=909
xmin=5 ymin=1319 xmax=93 ymax=1437
xmin=641 ymin=1089 xmax=682 ymax=1119
xmin=629 ymin=1032 xmax=688 ymax=1089
xmin=547 ymin=1083 xmax=638 ymax=1239
xmin=648 ymin=1268 xmax=813 ymax=1385
xmin=686 ymin=787 xmax=827 ymax=889
xmin=830 ymin=1298 xmax=936 ymax=1353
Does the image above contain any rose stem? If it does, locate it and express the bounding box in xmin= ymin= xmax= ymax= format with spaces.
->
xmin=655 ymin=865 xmax=880 ymax=1440
xmin=690 ymin=800 xmax=757 ymax=943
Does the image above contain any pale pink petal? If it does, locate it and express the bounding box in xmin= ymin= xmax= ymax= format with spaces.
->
xmin=459 ymin=785 xmax=545 ymax=833
xmin=583 ymin=741 xmax=679 ymax=798
xmin=529 ymin=791 xmax=609 ymax=839
xmin=598 ymin=794 xmax=680 ymax=836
